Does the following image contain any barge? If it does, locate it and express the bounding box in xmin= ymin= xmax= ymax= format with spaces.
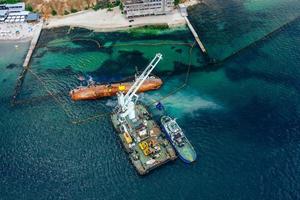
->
xmin=111 ymin=104 xmax=176 ymax=175
xmin=111 ymin=53 xmax=177 ymax=175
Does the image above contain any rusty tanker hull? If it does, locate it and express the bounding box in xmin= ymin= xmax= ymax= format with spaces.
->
xmin=70 ymin=77 xmax=163 ymax=101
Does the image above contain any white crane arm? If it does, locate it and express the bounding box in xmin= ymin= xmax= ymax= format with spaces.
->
xmin=123 ymin=53 xmax=163 ymax=105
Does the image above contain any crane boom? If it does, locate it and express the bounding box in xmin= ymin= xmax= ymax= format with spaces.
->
xmin=123 ymin=53 xmax=162 ymax=106
xmin=117 ymin=53 xmax=163 ymax=120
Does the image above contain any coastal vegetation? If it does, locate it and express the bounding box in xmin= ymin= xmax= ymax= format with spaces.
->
xmin=126 ymin=24 xmax=172 ymax=36
xmin=21 ymin=0 xmax=122 ymax=17
xmin=174 ymin=0 xmax=180 ymax=6
xmin=93 ymin=0 xmax=120 ymax=11
xmin=0 ymin=0 xmax=21 ymax=3
xmin=51 ymin=9 xmax=57 ymax=16
xmin=25 ymin=3 xmax=33 ymax=11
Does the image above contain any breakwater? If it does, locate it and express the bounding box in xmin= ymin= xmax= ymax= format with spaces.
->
xmin=11 ymin=22 xmax=43 ymax=105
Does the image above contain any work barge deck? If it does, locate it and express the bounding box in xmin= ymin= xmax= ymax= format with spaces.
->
xmin=111 ymin=103 xmax=177 ymax=175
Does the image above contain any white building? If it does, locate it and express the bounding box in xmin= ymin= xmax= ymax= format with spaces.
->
xmin=0 ymin=3 xmax=30 ymax=23
xmin=0 ymin=9 xmax=8 ymax=22
xmin=122 ymin=0 xmax=174 ymax=18
xmin=4 ymin=2 xmax=25 ymax=13
xmin=178 ymin=4 xmax=187 ymax=17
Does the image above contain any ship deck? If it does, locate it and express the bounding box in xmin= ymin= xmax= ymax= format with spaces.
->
xmin=111 ymin=103 xmax=176 ymax=175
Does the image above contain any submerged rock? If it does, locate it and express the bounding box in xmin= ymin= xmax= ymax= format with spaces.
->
xmin=6 ymin=64 xmax=18 ymax=69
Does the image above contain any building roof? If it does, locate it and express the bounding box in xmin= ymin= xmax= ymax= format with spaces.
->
xmin=179 ymin=4 xmax=186 ymax=8
xmin=4 ymin=2 xmax=25 ymax=7
xmin=8 ymin=11 xmax=29 ymax=16
xmin=0 ymin=9 xmax=8 ymax=16
xmin=121 ymin=0 xmax=145 ymax=5
xmin=26 ymin=13 xmax=39 ymax=21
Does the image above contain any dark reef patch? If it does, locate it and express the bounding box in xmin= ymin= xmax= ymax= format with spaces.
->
xmin=175 ymin=49 xmax=183 ymax=54
xmin=90 ymin=50 xmax=150 ymax=83
xmin=6 ymin=64 xmax=18 ymax=69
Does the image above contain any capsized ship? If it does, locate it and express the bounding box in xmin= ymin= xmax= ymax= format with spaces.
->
xmin=69 ymin=76 xmax=162 ymax=101
xmin=161 ymin=116 xmax=197 ymax=163
xmin=111 ymin=53 xmax=177 ymax=175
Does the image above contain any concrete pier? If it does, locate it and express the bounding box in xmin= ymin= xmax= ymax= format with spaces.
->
xmin=12 ymin=22 xmax=43 ymax=105
xmin=184 ymin=16 xmax=207 ymax=54
xmin=23 ymin=22 xmax=43 ymax=68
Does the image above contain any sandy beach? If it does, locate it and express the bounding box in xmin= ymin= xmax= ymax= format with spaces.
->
xmin=0 ymin=0 xmax=201 ymax=41
xmin=44 ymin=7 xmax=187 ymax=32
xmin=0 ymin=22 xmax=43 ymax=42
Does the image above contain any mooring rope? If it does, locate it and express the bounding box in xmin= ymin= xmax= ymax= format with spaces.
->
xmin=17 ymin=39 xmax=195 ymax=125
xmin=71 ymin=38 xmax=101 ymax=48
xmin=70 ymin=111 xmax=111 ymax=125
xmin=14 ymin=14 xmax=300 ymax=125
xmin=28 ymin=68 xmax=75 ymax=118
xmin=71 ymin=41 xmax=197 ymax=125
xmin=146 ymin=41 xmax=196 ymax=106
xmin=48 ymin=39 xmax=194 ymax=49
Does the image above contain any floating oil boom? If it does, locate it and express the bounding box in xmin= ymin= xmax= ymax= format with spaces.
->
xmin=111 ymin=53 xmax=177 ymax=175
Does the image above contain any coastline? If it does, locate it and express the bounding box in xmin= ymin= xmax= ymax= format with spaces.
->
xmin=0 ymin=0 xmax=202 ymax=42
xmin=44 ymin=7 xmax=187 ymax=32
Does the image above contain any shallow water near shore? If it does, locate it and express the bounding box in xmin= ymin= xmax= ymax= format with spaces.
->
xmin=1 ymin=0 xmax=300 ymax=199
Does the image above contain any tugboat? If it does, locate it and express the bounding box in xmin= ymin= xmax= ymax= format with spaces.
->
xmin=111 ymin=53 xmax=177 ymax=175
xmin=161 ymin=116 xmax=197 ymax=163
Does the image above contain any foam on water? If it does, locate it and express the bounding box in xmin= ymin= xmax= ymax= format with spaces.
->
xmin=161 ymin=90 xmax=222 ymax=117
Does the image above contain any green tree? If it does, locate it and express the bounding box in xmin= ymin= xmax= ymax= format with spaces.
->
xmin=119 ymin=2 xmax=124 ymax=10
xmin=93 ymin=3 xmax=101 ymax=10
xmin=71 ymin=8 xmax=78 ymax=13
xmin=174 ymin=0 xmax=180 ymax=6
xmin=114 ymin=0 xmax=120 ymax=7
xmin=0 ymin=0 xmax=21 ymax=3
xmin=25 ymin=4 xmax=33 ymax=12
xmin=64 ymin=10 xmax=70 ymax=15
xmin=51 ymin=9 xmax=57 ymax=16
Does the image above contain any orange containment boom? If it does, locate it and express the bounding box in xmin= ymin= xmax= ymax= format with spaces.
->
xmin=69 ymin=76 xmax=163 ymax=101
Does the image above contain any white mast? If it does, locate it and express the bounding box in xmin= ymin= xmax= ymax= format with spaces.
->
xmin=117 ymin=53 xmax=163 ymax=120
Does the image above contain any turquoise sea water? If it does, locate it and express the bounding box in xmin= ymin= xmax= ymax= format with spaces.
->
xmin=1 ymin=0 xmax=300 ymax=199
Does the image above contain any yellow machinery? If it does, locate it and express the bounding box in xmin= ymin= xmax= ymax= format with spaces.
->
xmin=123 ymin=132 xmax=133 ymax=144
xmin=139 ymin=141 xmax=154 ymax=156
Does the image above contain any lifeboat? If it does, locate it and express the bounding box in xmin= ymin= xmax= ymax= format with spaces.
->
xmin=70 ymin=76 xmax=163 ymax=101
